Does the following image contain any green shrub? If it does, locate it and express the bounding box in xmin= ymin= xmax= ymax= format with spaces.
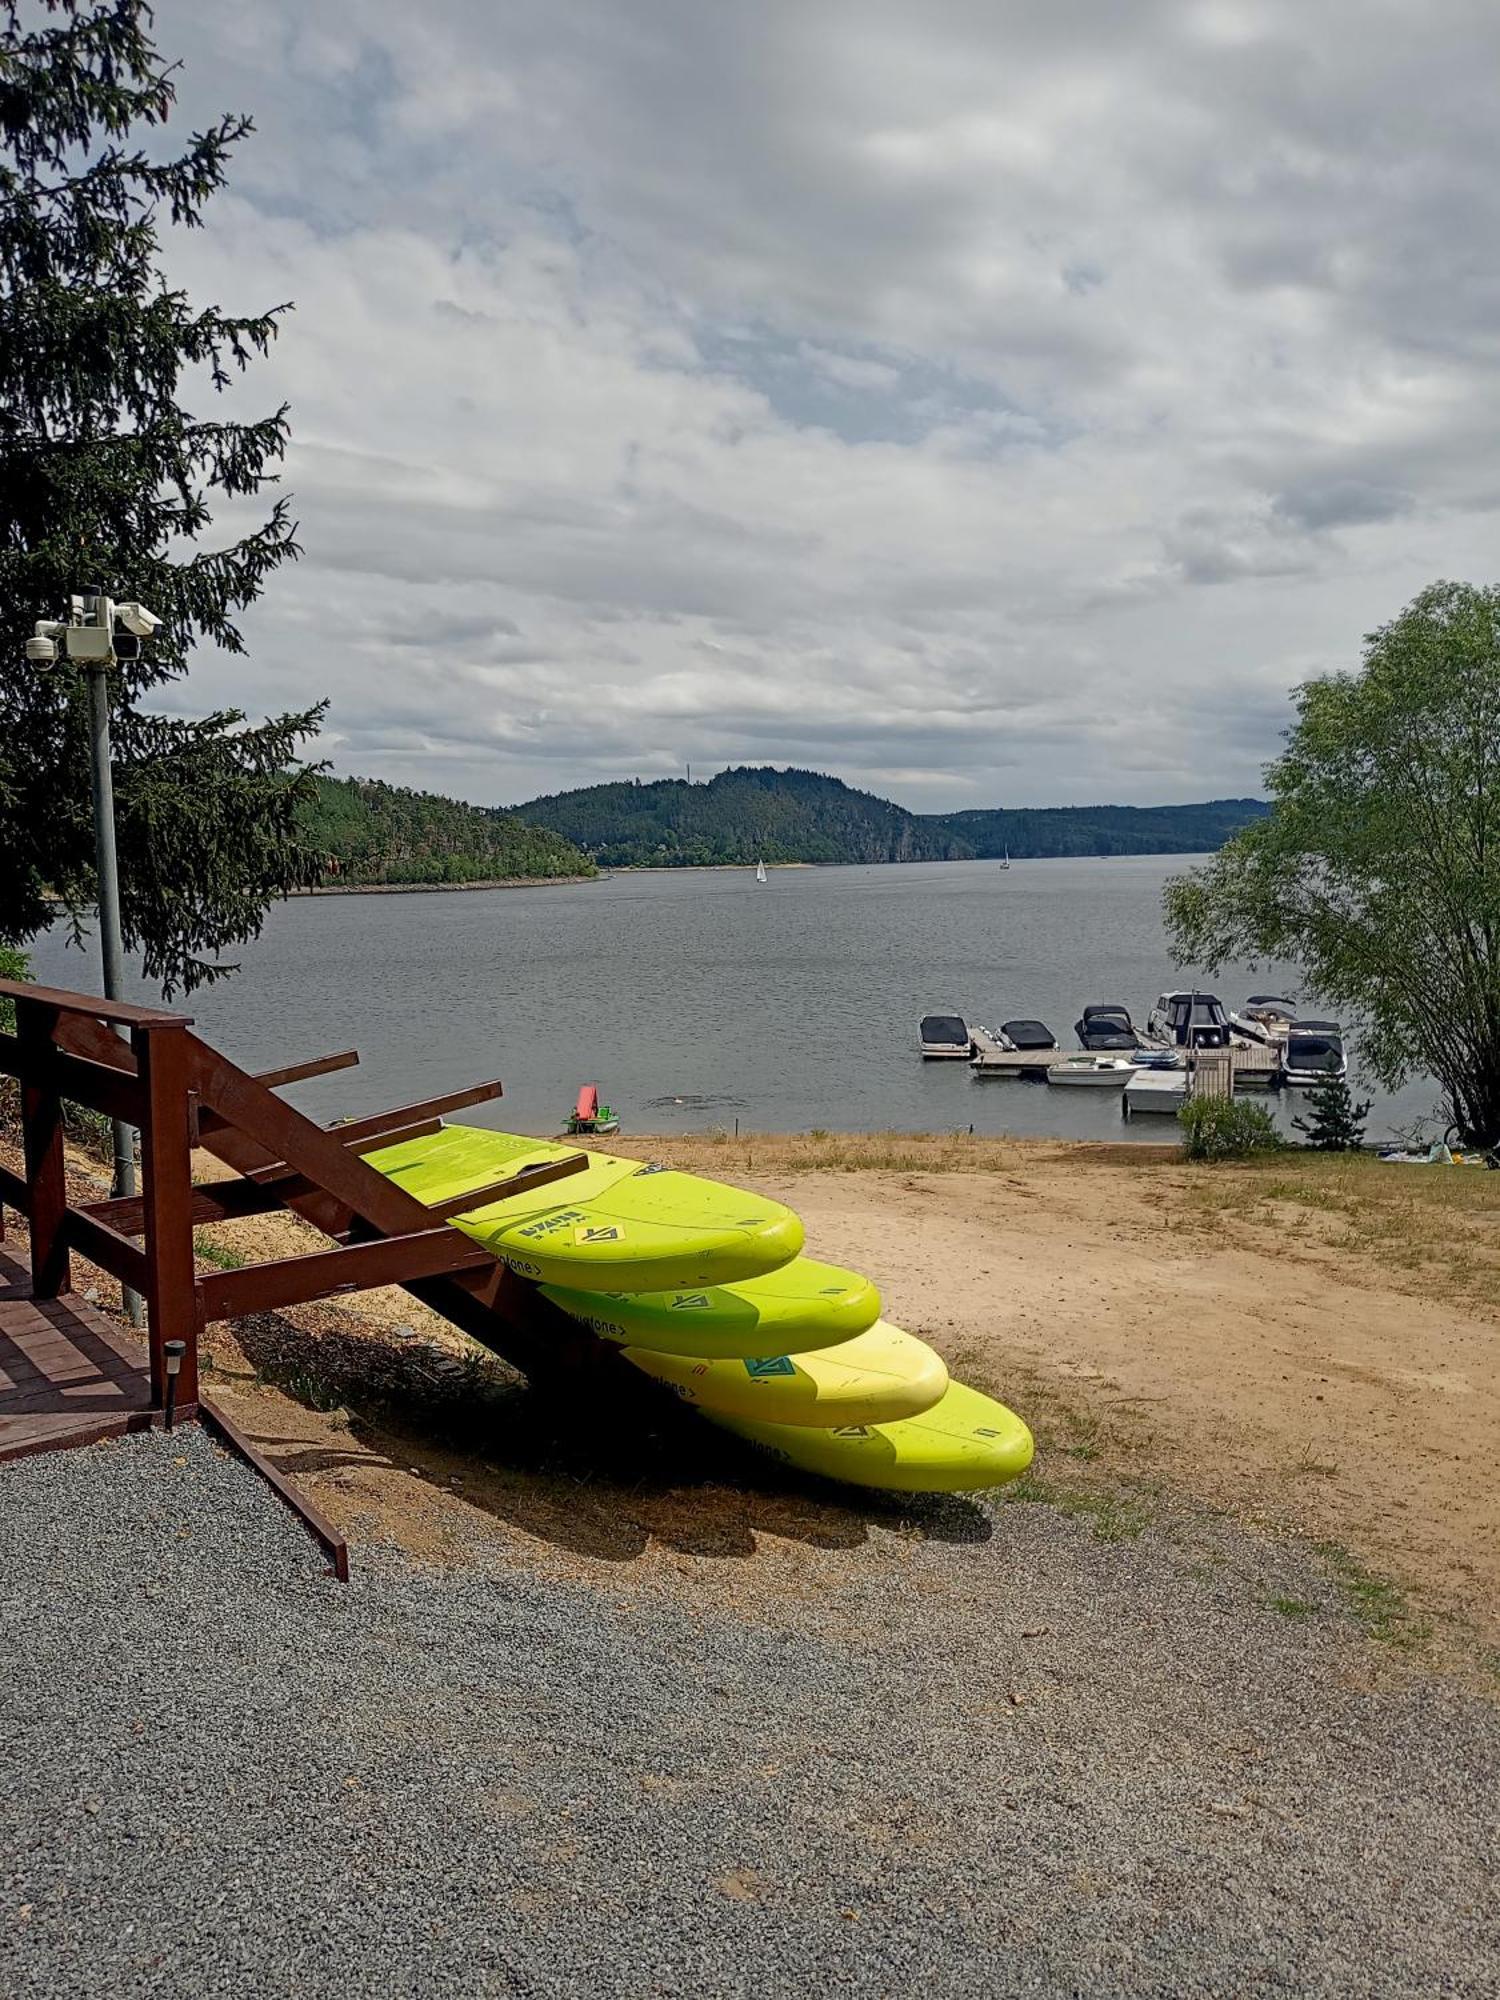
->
xmin=0 ymin=948 xmax=28 ymax=1135
xmin=1178 ymin=1094 xmax=1282 ymax=1162
xmin=0 ymin=945 xmax=29 ymax=1035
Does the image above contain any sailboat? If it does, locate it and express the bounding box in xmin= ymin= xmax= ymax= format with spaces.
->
xmin=755 ymin=859 xmax=767 ymax=884
xmin=999 ymin=847 xmax=1010 ymax=870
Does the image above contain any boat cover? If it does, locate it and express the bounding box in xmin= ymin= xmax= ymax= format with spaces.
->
xmin=1000 ymin=1019 xmax=1057 ymax=1050
xmin=1076 ymin=1019 xmax=1138 ymax=1050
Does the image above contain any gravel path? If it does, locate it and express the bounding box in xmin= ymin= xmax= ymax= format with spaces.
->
xmin=1 ymin=1429 xmax=1496 ymax=1999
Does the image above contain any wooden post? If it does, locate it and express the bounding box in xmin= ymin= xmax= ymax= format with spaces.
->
xmin=133 ymin=1021 xmax=200 ymax=1411
xmin=16 ymin=998 xmax=69 ymax=1298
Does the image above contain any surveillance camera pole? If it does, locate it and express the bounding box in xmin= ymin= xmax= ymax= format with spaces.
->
xmin=82 ymin=596 xmax=143 ymax=1327
xmin=26 ymin=592 xmax=151 ymax=1327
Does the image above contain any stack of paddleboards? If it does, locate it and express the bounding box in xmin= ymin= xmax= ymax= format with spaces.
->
xmin=366 ymin=1124 xmax=1034 ymax=1495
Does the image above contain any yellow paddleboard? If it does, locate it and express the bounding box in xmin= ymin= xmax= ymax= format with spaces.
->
xmin=622 ymin=1319 xmax=947 ymax=1427
xmin=540 ymin=1256 xmax=880 ymax=1360
xmin=367 ymin=1124 xmax=805 ymax=1293
xmin=705 ymin=1379 xmax=1035 ymax=1493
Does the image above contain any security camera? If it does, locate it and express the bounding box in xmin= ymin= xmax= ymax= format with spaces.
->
xmin=114 ymin=601 xmax=162 ymax=638
xmin=25 ymin=619 xmax=64 ymax=665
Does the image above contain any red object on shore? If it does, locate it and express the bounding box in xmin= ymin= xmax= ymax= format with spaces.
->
xmin=574 ymin=1084 xmax=599 ymax=1123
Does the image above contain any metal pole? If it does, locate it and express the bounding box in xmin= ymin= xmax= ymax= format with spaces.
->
xmin=85 ymin=656 xmax=144 ymax=1328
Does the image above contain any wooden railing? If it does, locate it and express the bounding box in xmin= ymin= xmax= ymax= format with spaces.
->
xmin=0 ymin=978 xmax=594 ymax=1421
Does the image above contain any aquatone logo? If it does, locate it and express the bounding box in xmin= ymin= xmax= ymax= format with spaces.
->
xmin=513 ymin=1208 xmax=589 ymax=1241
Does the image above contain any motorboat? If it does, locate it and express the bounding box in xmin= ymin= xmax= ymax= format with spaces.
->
xmin=1230 ymin=995 xmax=1298 ymax=1047
xmin=1243 ymin=995 xmax=1297 ymax=1032
xmin=1047 ymin=1054 xmax=1138 ymax=1087
xmin=1146 ymin=989 xmax=1231 ymax=1050
xmin=1075 ymin=1003 xmax=1139 ymax=1051
xmin=919 ymin=1013 xmax=972 ymax=1060
xmin=1282 ymin=1021 xmax=1347 ymax=1087
xmin=997 ymin=1018 xmax=1057 ymax=1051
xmin=1122 ymin=1068 xmax=1189 ymax=1118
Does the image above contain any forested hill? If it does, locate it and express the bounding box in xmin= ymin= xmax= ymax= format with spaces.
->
xmin=930 ymin=798 xmax=1269 ymax=858
xmin=514 ymin=767 xmax=970 ymax=867
xmin=299 ymin=777 xmax=593 ymax=886
xmin=514 ymin=767 xmax=1268 ymax=866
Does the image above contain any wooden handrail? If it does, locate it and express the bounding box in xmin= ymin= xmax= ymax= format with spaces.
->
xmin=0 ymin=978 xmax=190 ymax=1029
xmin=248 ymin=1049 xmax=360 ymax=1090
xmin=199 ymin=1225 xmax=495 ymax=1320
xmin=0 ymin=1032 xmax=147 ymax=1123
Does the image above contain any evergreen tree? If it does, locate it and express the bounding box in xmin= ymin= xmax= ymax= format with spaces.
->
xmin=1291 ymin=1075 xmax=1371 ymax=1151
xmin=0 ymin=0 xmax=324 ymax=994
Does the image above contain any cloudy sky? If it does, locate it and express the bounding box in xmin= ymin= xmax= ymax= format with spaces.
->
xmin=153 ymin=0 xmax=1500 ymax=812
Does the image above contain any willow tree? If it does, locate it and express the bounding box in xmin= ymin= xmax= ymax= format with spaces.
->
xmin=0 ymin=0 xmax=324 ymax=996
xmin=1165 ymin=581 xmax=1500 ymax=1147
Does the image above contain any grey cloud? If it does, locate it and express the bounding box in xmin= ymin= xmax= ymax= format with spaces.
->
xmin=143 ymin=0 xmax=1500 ymax=810
xmin=1271 ymin=482 xmax=1415 ymax=533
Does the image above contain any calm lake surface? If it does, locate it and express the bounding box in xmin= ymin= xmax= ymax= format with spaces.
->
xmin=30 ymin=856 xmax=1438 ymax=1145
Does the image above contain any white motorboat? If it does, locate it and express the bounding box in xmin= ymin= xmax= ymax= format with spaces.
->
xmin=919 ymin=1013 xmax=972 ymax=1060
xmin=1047 ymin=1054 xmax=1138 ymax=1087
xmin=1282 ymin=1021 xmax=1348 ymax=1087
xmin=1147 ymin=989 xmax=1231 ymax=1049
xmin=1122 ymin=1068 xmax=1188 ymax=1118
xmin=1229 ymin=995 xmax=1297 ymax=1048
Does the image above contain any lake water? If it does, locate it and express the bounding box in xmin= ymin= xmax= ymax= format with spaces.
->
xmin=29 ymin=856 xmax=1439 ymax=1145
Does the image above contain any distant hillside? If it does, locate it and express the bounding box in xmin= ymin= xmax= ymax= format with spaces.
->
xmin=930 ymin=798 xmax=1269 ymax=859
xmin=300 ymin=776 xmax=593 ymax=887
xmin=515 ymin=767 xmax=970 ymax=867
xmin=514 ymin=766 xmax=1268 ymax=866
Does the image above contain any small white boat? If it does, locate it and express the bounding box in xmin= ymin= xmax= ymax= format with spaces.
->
xmin=999 ymin=847 xmax=1011 ymax=871
xmin=1123 ymin=1068 xmax=1188 ymax=1118
xmin=919 ymin=1013 xmax=972 ymax=1060
xmin=1047 ymin=1054 xmax=1138 ymax=1088
xmin=755 ymin=859 xmax=767 ymax=884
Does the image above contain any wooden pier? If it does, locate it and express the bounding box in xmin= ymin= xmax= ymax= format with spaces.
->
xmin=968 ymin=1026 xmax=1061 ymax=1076
xmin=968 ymin=1023 xmax=1283 ymax=1091
xmin=1187 ymin=1044 xmax=1282 ymax=1096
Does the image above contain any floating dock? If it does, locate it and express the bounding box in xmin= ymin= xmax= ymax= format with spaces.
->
xmin=969 ymin=1026 xmax=1060 ymax=1076
xmin=968 ymin=1025 xmax=1284 ymax=1091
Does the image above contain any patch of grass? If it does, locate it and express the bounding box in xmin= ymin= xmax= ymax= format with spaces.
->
xmin=260 ymin=1364 xmax=347 ymax=1413
xmin=193 ymin=1232 xmax=247 ymax=1272
xmin=1266 ymin=1594 xmax=1320 ymax=1620
xmin=605 ymin=1130 xmax=1023 ymax=1176
xmin=1314 ymin=1541 xmax=1431 ymax=1649
xmin=1174 ymin=1147 xmax=1500 ymax=1312
xmin=1001 ymin=1471 xmax=1155 ymax=1542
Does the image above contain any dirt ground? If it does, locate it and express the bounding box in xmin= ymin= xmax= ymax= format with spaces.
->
xmin=7 ymin=1131 xmax=1498 ymax=1663
xmin=730 ymin=1144 xmax=1500 ymax=1645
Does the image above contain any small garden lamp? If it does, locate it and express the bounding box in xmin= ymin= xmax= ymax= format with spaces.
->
xmin=163 ymin=1338 xmax=187 ymax=1432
